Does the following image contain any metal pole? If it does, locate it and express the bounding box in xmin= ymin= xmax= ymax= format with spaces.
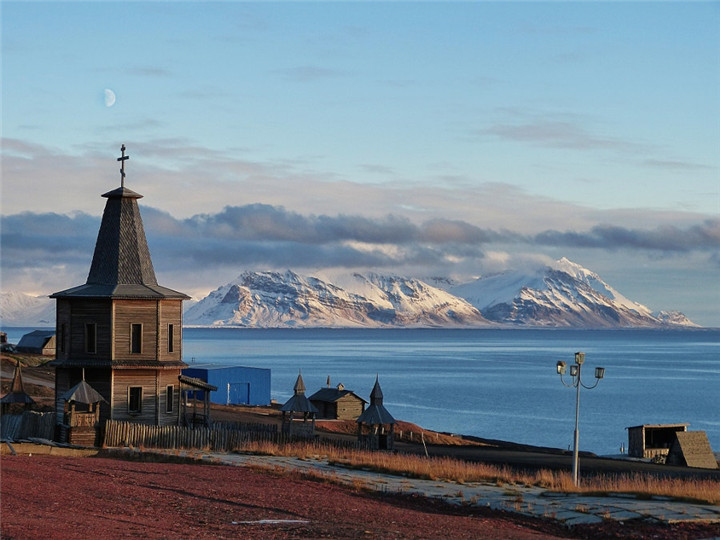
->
xmin=572 ymin=364 xmax=581 ymax=486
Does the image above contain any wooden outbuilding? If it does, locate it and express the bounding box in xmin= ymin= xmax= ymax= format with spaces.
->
xmin=309 ymin=382 xmax=366 ymax=420
xmin=626 ymin=423 xmax=689 ymax=459
xmin=280 ymin=373 xmax=318 ymax=438
xmin=16 ymin=330 xmax=56 ymax=355
xmin=50 ymin=146 xmax=190 ymax=436
xmin=666 ymin=431 xmax=718 ymax=469
xmin=357 ymin=377 xmax=395 ymax=451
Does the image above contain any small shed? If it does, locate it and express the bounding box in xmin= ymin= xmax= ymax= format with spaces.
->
xmin=666 ymin=432 xmax=718 ymax=469
xmin=280 ymin=373 xmax=318 ymax=438
xmin=627 ymin=423 xmax=689 ymax=459
xmin=182 ymin=364 xmax=271 ymax=406
xmin=16 ymin=330 xmax=56 ymax=355
xmin=309 ymin=382 xmax=366 ymax=420
xmin=357 ymin=377 xmax=395 ymax=451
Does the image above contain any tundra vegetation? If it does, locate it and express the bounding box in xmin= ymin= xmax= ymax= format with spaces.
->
xmin=227 ymin=439 xmax=720 ymax=505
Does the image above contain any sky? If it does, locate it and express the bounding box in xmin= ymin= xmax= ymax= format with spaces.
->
xmin=1 ymin=1 xmax=719 ymax=326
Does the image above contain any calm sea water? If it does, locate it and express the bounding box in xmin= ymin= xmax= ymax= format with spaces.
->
xmin=5 ymin=327 xmax=718 ymax=455
xmin=180 ymin=327 xmax=719 ymax=456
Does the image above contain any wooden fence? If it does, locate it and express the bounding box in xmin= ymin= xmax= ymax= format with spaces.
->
xmin=104 ymin=419 xmax=363 ymax=453
xmin=1 ymin=411 xmax=56 ymax=441
xmin=104 ymin=420 xmax=281 ymax=451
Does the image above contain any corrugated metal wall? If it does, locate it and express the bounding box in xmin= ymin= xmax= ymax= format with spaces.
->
xmin=182 ymin=366 xmax=271 ymax=406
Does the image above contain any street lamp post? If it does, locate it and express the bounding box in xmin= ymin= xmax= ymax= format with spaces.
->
xmin=556 ymin=352 xmax=605 ymax=486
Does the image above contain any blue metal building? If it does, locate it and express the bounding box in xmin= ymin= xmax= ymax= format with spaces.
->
xmin=182 ymin=364 xmax=271 ymax=406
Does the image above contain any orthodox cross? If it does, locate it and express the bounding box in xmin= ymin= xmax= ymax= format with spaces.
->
xmin=117 ymin=144 xmax=129 ymax=187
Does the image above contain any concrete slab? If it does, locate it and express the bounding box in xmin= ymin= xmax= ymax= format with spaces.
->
xmin=604 ymin=509 xmax=644 ymax=520
xmin=563 ymin=514 xmax=605 ymax=526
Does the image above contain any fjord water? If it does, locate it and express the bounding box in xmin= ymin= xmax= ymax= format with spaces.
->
xmin=182 ymin=328 xmax=719 ymax=456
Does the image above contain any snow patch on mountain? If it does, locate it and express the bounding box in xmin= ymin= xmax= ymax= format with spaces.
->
xmin=450 ymin=259 xmax=697 ymax=328
xmin=184 ymin=270 xmax=490 ymax=328
xmin=0 ymin=292 xmax=55 ymax=327
xmin=2 ymin=258 xmax=698 ymax=329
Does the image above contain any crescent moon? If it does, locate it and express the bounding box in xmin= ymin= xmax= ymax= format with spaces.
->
xmin=104 ymin=88 xmax=116 ymax=108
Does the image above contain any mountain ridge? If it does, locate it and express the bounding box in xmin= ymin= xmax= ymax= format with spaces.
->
xmin=1 ymin=259 xmax=699 ymax=328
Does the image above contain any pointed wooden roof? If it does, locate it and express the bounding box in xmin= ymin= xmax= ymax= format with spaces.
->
xmin=308 ymin=386 xmax=367 ymax=404
xmin=357 ymin=377 xmax=395 ymax=425
xmin=61 ymin=379 xmax=107 ymax=405
xmin=52 ymin=177 xmax=188 ymax=299
xmin=280 ymin=373 xmax=319 ymax=413
xmin=666 ymin=431 xmax=718 ymax=469
xmin=0 ymin=362 xmax=35 ymax=405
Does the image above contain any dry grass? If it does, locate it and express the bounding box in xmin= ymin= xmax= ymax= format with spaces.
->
xmin=232 ymin=439 xmax=720 ymax=505
xmin=315 ymin=419 xmax=484 ymax=446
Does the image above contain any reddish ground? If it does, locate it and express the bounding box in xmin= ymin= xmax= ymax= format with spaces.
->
xmin=1 ymin=455 xmax=567 ymax=540
xmin=3 ymin=455 xmax=720 ymax=540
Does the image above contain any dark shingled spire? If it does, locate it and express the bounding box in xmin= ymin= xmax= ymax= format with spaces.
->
xmin=0 ymin=361 xmax=35 ymax=406
xmin=369 ymin=375 xmax=384 ymax=406
xmin=293 ymin=372 xmax=307 ymax=395
xmin=87 ymin=187 xmax=158 ymax=286
xmin=280 ymin=372 xmax=318 ymax=414
xmin=356 ymin=376 xmax=395 ymax=426
xmin=51 ymin=147 xmax=188 ymax=300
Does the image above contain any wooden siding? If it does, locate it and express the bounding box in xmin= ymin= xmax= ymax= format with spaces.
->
xmin=312 ymin=395 xmax=365 ymax=420
xmin=157 ymin=369 xmax=182 ymax=426
xmin=627 ymin=424 xmax=689 ymax=459
xmin=57 ymin=298 xmax=112 ymax=361
xmin=112 ymin=299 xmax=183 ymax=364
xmin=667 ymin=432 xmax=718 ymax=469
xmin=335 ymin=395 xmax=365 ymax=420
xmin=158 ymin=300 xmax=183 ymax=363
xmin=112 ymin=369 xmax=157 ymax=424
xmin=55 ymin=299 xmax=71 ymax=360
xmin=113 ymin=301 xmax=159 ymax=363
xmin=54 ymin=368 xmax=71 ymax=420
xmin=111 ymin=368 xmax=182 ymax=426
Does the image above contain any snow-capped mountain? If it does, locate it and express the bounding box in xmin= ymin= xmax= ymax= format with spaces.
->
xmin=0 ymin=292 xmax=55 ymax=327
xmin=2 ymin=258 xmax=699 ymax=329
xmin=183 ymin=270 xmax=490 ymax=328
xmin=450 ymin=258 xmax=698 ymax=328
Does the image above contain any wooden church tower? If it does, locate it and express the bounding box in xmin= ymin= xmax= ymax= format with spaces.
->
xmin=51 ymin=145 xmax=189 ymax=433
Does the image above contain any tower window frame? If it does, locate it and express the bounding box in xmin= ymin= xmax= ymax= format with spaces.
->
xmin=85 ymin=323 xmax=97 ymax=354
xmin=168 ymin=323 xmax=174 ymax=353
xmin=59 ymin=323 xmax=67 ymax=353
xmin=128 ymin=386 xmax=142 ymax=414
xmin=130 ymin=323 xmax=143 ymax=354
xmin=166 ymin=385 xmax=174 ymax=413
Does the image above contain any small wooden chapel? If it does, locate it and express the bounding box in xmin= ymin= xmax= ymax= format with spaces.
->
xmin=51 ymin=145 xmax=192 ymax=437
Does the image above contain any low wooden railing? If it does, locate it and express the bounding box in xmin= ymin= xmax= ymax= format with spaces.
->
xmin=103 ymin=419 xmax=363 ymax=452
